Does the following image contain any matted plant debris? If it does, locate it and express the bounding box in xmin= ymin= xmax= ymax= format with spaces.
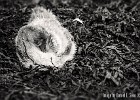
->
xmin=0 ymin=0 xmax=140 ymax=100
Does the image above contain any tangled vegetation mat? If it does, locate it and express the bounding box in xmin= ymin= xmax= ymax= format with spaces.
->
xmin=1 ymin=0 xmax=140 ymax=100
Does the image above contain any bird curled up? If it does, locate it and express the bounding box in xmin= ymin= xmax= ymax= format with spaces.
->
xmin=15 ymin=6 xmax=76 ymax=69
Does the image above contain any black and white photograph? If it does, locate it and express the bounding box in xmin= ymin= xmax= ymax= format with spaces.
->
xmin=0 ymin=0 xmax=140 ymax=100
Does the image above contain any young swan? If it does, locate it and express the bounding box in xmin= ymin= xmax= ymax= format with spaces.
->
xmin=15 ymin=6 xmax=76 ymax=69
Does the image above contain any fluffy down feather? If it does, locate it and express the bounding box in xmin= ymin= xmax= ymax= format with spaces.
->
xmin=15 ymin=6 xmax=76 ymax=69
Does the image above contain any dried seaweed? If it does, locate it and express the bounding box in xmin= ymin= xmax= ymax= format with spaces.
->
xmin=0 ymin=0 xmax=140 ymax=100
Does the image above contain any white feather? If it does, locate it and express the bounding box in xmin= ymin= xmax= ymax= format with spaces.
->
xmin=15 ymin=6 xmax=77 ymax=69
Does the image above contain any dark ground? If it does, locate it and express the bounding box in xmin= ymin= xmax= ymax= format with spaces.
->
xmin=1 ymin=0 xmax=140 ymax=100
